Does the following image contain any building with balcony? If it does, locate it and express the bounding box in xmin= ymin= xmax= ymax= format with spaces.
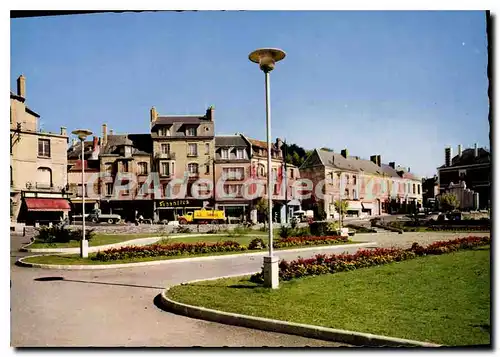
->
xmin=10 ymin=75 xmax=70 ymax=224
xmin=98 ymin=128 xmax=153 ymax=222
xmin=300 ymin=148 xmax=423 ymax=219
xmin=246 ymin=137 xmax=302 ymax=223
xmin=213 ymin=134 xmax=252 ymax=220
xmin=437 ymin=144 xmax=491 ymax=209
xmin=150 ymin=106 xmax=215 ymax=222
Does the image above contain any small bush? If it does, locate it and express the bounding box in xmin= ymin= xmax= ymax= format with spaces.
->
xmin=249 ymin=238 xmax=267 ymax=250
xmin=35 ymin=226 xmax=94 ymax=243
xmin=279 ymin=225 xmax=293 ymax=238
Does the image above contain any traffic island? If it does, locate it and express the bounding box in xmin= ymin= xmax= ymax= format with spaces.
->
xmin=164 ymin=242 xmax=490 ymax=346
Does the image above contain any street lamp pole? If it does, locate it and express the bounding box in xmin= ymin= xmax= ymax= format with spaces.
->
xmin=249 ymin=48 xmax=286 ymax=289
xmin=72 ymin=129 xmax=93 ymax=258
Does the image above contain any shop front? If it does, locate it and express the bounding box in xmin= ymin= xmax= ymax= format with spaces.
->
xmin=154 ymin=199 xmax=207 ymax=223
xmin=19 ymin=192 xmax=71 ymax=225
xmin=216 ymin=202 xmax=249 ymax=224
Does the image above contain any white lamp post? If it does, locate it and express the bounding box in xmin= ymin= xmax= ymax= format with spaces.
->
xmin=72 ymin=129 xmax=92 ymax=258
xmin=249 ymin=48 xmax=286 ymax=289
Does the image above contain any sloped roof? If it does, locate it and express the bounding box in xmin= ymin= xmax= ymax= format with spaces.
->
xmin=67 ymin=141 xmax=94 ymax=160
xmin=248 ymin=138 xmax=270 ymax=149
xmin=102 ymin=134 xmax=152 ymax=156
xmin=438 ymin=148 xmax=490 ymax=169
xmin=215 ymin=135 xmax=248 ymax=147
xmin=154 ymin=116 xmax=206 ymax=125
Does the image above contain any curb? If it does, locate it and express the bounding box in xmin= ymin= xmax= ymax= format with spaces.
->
xmin=159 ymin=283 xmax=442 ymax=348
xmin=16 ymin=242 xmax=376 ymax=270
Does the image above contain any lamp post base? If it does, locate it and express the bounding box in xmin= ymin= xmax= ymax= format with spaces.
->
xmin=263 ymin=255 xmax=279 ymax=289
xmin=80 ymin=240 xmax=89 ymax=258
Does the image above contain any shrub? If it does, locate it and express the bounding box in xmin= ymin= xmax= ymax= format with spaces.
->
xmin=290 ymin=218 xmax=298 ymax=229
xmin=279 ymin=225 xmax=293 ymax=238
xmin=249 ymin=238 xmax=267 ymax=250
xmin=35 ymin=226 xmax=94 ymax=243
xmin=309 ymin=221 xmax=330 ymax=236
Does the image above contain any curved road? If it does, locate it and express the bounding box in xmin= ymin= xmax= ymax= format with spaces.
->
xmin=11 ymin=231 xmax=485 ymax=347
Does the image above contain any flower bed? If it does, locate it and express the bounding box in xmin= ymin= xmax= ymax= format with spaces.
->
xmin=250 ymin=236 xmax=490 ymax=283
xmin=273 ymin=235 xmax=348 ymax=248
xmin=92 ymin=235 xmax=350 ymax=261
xmin=93 ymin=241 xmax=246 ymax=261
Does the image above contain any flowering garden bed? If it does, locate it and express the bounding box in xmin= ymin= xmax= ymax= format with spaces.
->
xmin=250 ymin=236 xmax=490 ymax=283
xmin=91 ymin=235 xmax=349 ymax=262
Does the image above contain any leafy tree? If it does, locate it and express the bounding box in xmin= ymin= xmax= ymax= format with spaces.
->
xmin=439 ymin=193 xmax=459 ymax=212
xmin=292 ymin=152 xmax=301 ymax=167
xmin=255 ymin=198 xmax=269 ymax=226
xmin=333 ymin=199 xmax=349 ymax=225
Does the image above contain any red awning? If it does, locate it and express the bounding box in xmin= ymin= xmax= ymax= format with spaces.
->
xmin=25 ymin=198 xmax=71 ymax=212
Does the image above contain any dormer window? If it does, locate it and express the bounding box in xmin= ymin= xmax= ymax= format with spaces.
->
xmin=221 ymin=148 xmax=229 ymax=159
xmin=124 ymin=146 xmax=132 ymax=157
xmin=158 ymin=127 xmax=171 ymax=136
xmin=236 ymin=148 xmax=244 ymax=159
xmin=186 ymin=127 xmax=196 ymax=136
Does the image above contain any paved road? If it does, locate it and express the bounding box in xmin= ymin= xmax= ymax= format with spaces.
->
xmin=11 ymin=234 xmax=358 ymax=347
xmin=11 ymin=231 xmax=487 ymax=347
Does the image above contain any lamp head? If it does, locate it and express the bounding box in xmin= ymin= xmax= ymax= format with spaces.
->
xmin=249 ymin=48 xmax=286 ymax=73
xmin=72 ymin=129 xmax=93 ymax=141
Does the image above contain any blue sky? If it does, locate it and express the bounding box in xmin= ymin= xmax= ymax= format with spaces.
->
xmin=10 ymin=11 xmax=489 ymax=177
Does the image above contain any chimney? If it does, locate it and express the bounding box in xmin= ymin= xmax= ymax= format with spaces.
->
xmin=102 ymin=124 xmax=108 ymax=146
xmin=60 ymin=126 xmax=67 ymax=136
xmin=150 ymin=107 xmax=158 ymax=122
xmin=474 ymin=143 xmax=478 ymax=157
xmin=389 ymin=162 xmax=395 ymax=169
xmin=17 ymin=75 xmax=26 ymax=98
xmin=109 ymin=129 xmax=114 ymax=135
xmin=458 ymin=144 xmax=462 ymax=157
xmin=91 ymin=136 xmax=100 ymax=160
xmin=408 ymin=167 xmax=411 ymax=173
xmin=206 ymin=105 xmax=215 ymax=121
xmin=445 ymin=147 xmax=452 ymax=167
xmin=370 ymin=155 xmax=377 ymax=165
xmin=376 ymin=155 xmax=381 ymax=167
xmin=341 ymin=149 xmax=348 ymax=158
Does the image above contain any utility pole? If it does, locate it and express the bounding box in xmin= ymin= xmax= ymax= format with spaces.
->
xmin=284 ymin=139 xmax=288 ymax=224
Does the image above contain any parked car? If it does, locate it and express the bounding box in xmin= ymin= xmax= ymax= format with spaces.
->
xmin=88 ymin=209 xmax=122 ymax=224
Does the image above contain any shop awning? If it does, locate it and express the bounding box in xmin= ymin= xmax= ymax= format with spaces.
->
xmin=25 ymin=198 xmax=71 ymax=212
xmin=347 ymin=201 xmax=362 ymax=210
xmin=362 ymin=202 xmax=374 ymax=210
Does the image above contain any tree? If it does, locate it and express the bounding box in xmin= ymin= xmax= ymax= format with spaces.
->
xmin=292 ymin=152 xmax=301 ymax=167
xmin=333 ymin=199 xmax=349 ymax=225
xmin=439 ymin=193 xmax=459 ymax=212
xmin=255 ymin=198 xmax=269 ymax=226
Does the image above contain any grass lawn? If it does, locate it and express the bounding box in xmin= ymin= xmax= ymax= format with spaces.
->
xmin=22 ymin=239 xmax=360 ymax=265
xmin=168 ymin=247 xmax=491 ymax=346
xmin=27 ymin=233 xmax=168 ymax=249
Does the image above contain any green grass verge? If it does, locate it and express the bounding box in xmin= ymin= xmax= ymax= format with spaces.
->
xmin=22 ymin=240 xmax=360 ymax=265
xmin=27 ymin=233 xmax=168 ymax=249
xmin=167 ymin=247 xmax=491 ymax=346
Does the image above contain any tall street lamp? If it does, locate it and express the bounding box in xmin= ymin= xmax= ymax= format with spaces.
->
xmin=72 ymin=129 xmax=92 ymax=258
xmin=249 ymin=48 xmax=286 ymax=289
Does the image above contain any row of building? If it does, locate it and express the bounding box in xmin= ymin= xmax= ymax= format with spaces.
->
xmin=10 ymin=75 xmax=489 ymax=225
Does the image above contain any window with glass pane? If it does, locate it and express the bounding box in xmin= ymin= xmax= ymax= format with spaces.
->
xmin=221 ymin=149 xmax=229 ymax=159
xmin=205 ymin=164 xmax=210 ymax=174
xmin=236 ymin=148 xmax=244 ymax=159
xmin=106 ymin=183 xmax=113 ymax=196
xmin=38 ymin=139 xmax=51 ymax=157
xmin=188 ymin=163 xmax=199 ymax=174
xmin=188 ymin=143 xmax=197 ymax=156
xmin=161 ymin=143 xmax=170 ymax=154
xmin=122 ymin=161 xmax=129 ymax=172
xmin=161 ymin=162 xmax=170 ymax=176
xmin=137 ymin=162 xmax=147 ymax=175
xmin=205 ymin=143 xmax=210 ymax=154
xmin=186 ymin=127 xmax=196 ymax=136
